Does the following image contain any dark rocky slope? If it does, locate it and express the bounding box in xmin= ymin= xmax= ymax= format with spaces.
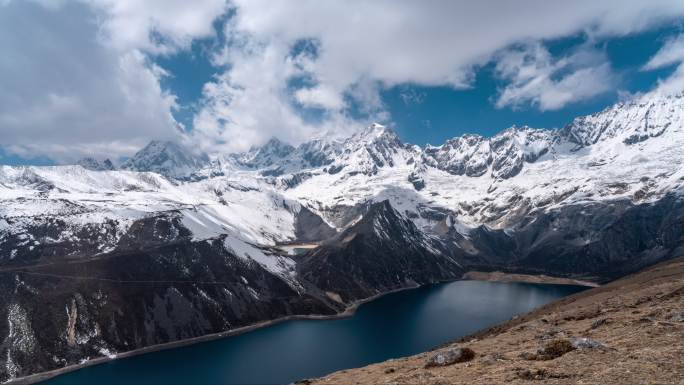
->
xmin=297 ymin=201 xmax=464 ymax=302
xmin=457 ymin=194 xmax=684 ymax=281
xmin=0 ymin=215 xmax=338 ymax=383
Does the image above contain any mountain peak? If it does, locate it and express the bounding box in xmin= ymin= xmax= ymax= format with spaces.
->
xmin=121 ymin=140 xmax=208 ymax=179
xmin=261 ymin=137 xmax=295 ymax=156
xmin=77 ymin=157 xmax=115 ymax=171
xmin=238 ymin=137 xmax=295 ymax=169
xmin=348 ymin=123 xmax=401 ymax=148
xmin=361 ymin=123 xmax=394 ymax=139
xmin=562 ymin=92 xmax=684 ymax=147
xmin=369 ymin=122 xmax=387 ymax=131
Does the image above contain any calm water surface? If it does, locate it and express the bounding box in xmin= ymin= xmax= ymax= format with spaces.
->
xmin=45 ymin=280 xmax=585 ymax=385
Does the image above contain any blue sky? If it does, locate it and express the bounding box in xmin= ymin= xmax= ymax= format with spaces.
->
xmin=2 ymin=1 xmax=684 ymax=165
xmin=386 ymin=27 xmax=682 ymax=145
xmin=160 ymin=23 xmax=682 ymax=147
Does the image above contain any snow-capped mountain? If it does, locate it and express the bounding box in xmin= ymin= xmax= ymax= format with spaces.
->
xmin=235 ymin=137 xmax=295 ymax=169
xmin=2 ymin=92 xmax=684 ymax=382
xmin=3 ymin=92 xmax=684 ymax=259
xmin=3 ymin=91 xmax=684 ymax=259
xmin=121 ymin=140 xmax=209 ymax=178
xmin=562 ymin=93 xmax=684 ymax=146
xmin=325 ymin=123 xmax=415 ymax=175
xmin=422 ymin=126 xmax=555 ymax=179
xmin=76 ymin=157 xmax=115 ymax=171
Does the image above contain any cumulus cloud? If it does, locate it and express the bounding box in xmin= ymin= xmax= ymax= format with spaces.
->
xmin=85 ymin=0 xmax=227 ymax=54
xmin=644 ymin=34 xmax=684 ymax=70
xmin=4 ymin=0 xmax=684 ymax=160
xmin=642 ymin=34 xmax=684 ymax=95
xmin=191 ymin=38 xmax=363 ymax=153
xmin=192 ymin=0 xmax=684 ymax=152
xmin=494 ymin=43 xmax=616 ymax=111
xmin=294 ymin=86 xmax=345 ymax=110
xmin=0 ymin=0 xmax=227 ymax=162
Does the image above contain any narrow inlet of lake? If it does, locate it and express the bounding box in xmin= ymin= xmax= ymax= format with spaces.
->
xmin=44 ymin=280 xmax=586 ymax=385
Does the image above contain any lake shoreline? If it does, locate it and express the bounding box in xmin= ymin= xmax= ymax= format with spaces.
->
xmin=8 ymin=283 xmax=422 ymax=385
xmin=306 ymin=257 xmax=684 ymax=385
xmin=462 ymin=271 xmax=600 ymax=287
xmin=8 ymin=273 xmax=593 ymax=385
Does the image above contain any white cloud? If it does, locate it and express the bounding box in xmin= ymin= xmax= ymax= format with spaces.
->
xmin=295 ymin=86 xmax=345 ymax=110
xmin=4 ymin=1 xmax=684 ymax=161
xmin=644 ymin=34 xmax=684 ymax=70
xmin=494 ymin=43 xmax=616 ymax=111
xmin=192 ymin=0 xmax=684 ymax=151
xmin=227 ymin=0 xmax=684 ymax=89
xmin=191 ymin=40 xmax=363 ymax=153
xmin=652 ymin=65 xmax=684 ymax=95
xmin=642 ymin=34 xmax=684 ymax=95
xmin=84 ymin=0 xmax=228 ymax=54
xmin=0 ymin=0 xmax=228 ymax=162
xmin=399 ymin=88 xmax=426 ymax=106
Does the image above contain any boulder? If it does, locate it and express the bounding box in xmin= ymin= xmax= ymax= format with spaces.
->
xmin=537 ymin=338 xmax=575 ymax=360
xmin=480 ymin=352 xmax=506 ymax=365
xmin=669 ymin=312 xmax=684 ymax=322
xmin=425 ymin=347 xmax=475 ymax=367
xmin=570 ymin=337 xmax=606 ymax=349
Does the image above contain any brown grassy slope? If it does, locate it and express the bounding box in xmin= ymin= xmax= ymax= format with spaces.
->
xmin=305 ymin=257 xmax=684 ymax=385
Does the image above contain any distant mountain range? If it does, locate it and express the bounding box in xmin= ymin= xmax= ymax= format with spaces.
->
xmin=1 ymin=92 xmax=684 ymax=382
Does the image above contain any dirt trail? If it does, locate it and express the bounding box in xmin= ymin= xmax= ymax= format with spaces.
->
xmin=305 ymin=257 xmax=684 ymax=385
